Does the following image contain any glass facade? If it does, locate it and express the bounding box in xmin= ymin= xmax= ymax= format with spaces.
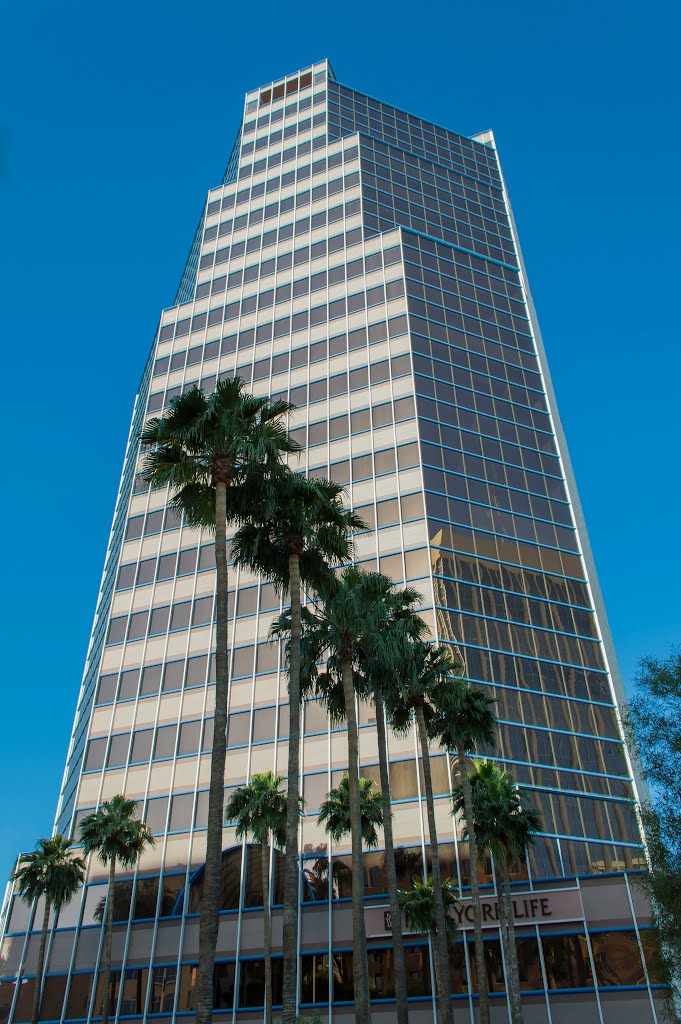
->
xmin=0 ymin=61 xmax=666 ymax=1023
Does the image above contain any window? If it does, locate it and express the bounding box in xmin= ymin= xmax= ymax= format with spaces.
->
xmin=154 ymin=725 xmax=177 ymax=760
xmin=85 ymin=737 xmax=107 ymax=772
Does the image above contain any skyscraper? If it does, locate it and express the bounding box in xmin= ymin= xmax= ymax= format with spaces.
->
xmin=0 ymin=60 xmax=665 ymax=1024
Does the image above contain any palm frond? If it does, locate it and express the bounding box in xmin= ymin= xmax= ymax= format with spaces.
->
xmin=79 ymin=794 xmax=154 ymax=867
xmin=224 ymin=773 xmax=289 ymax=848
xmin=317 ymin=776 xmax=383 ymax=847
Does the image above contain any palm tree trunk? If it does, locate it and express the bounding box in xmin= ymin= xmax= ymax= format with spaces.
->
xmin=497 ymin=859 xmax=523 ymax=1024
xmin=197 ymin=477 xmax=230 ymax=1024
xmin=414 ymin=706 xmax=451 ymax=1024
xmin=262 ymin=843 xmax=273 ymax=1024
xmin=101 ymin=858 xmax=116 ymax=1024
xmin=341 ymin=653 xmax=372 ymax=1024
xmin=374 ymin=690 xmax=409 ymax=1024
xmin=457 ymin=745 xmax=489 ymax=1024
xmin=30 ymin=898 xmax=50 ymax=1024
xmin=281 ymin=550 xmax=302 ymax=1024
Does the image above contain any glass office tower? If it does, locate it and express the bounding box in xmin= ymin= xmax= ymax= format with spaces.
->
xmin=0 ymin=60 xmax=665 ymax=1024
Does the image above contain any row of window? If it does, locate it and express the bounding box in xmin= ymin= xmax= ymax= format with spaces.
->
xmin=360 ymin=159 xmax=511 ymax=243
xmin=206 ymin=141 xmax=356 ymax=219
xmin=409 ymin=278 xmax=527 ymax=341
xmin=199 ymin=194 xmax=362 ymax=272
xmin=330 ymin=83 xmax=501 ymax=187
xmin=423 ymin=439 xmax=565 ymax=507
xmin=363 ymin=169 xmax=512 ymax=247
xmin=204 ymin=169 xmax=359 ymax=244
xmin=106 ymin=594 xmax=218 ymax=647
xmin=245 ymin=80 xmax=316 ymax=129
xmin=137 ymin=388 xmax=417 ymax=506
xmin=258 ymin=69 xmax=318 ymax=106
xmin=437 ymin=548 xmax=591 ymax=613
xmin=426 ymin=488 xmax=578 ymax=558
xmin=437 ymin=575 xmax=594 ymax=642
xmin=417 ymin=394 xmax=557 ymax=466
xmin=107 ymin=543 xmax=429 ymax=651
xmin=418 ymin=411 xmax=560 ymax=482
xmin=240 ymin=109 xmax=326 ymax=158
xmin=158 ymin=267 xmax=403 ymax=374
xmin=4 ymin=926 xmax=662 ymax=1024
xmin=411 ymin=330 xmax=541 ymax=401
xmin=363 ymin=179 xmax=515 ymax=263
xmin=117 ymin=542 xmax=215 ymax=591
xmin=119 ymin=483 xmax=423 ymax=596
xmin=459 ymin=631 xmax=611 ymax=706
xmin=452 ymin=602 xmax=600 ymax=673
xmin=124 ymin=505 xmax=182 ymax=542
xmin=409 ymin=287 xmax=528 ymax=345
xmin=95 ymin=653 xmax=214 ymax=705
xmin=417 ymin=375 xmax=552 ymax=450
xmin=405 ymin=249 xmax=525 ymax=311
xmin=359 ymin=147 xmax=507 ymax=224
xmin=148 ymin=345 xmax=412 ymax=418
xmin=238 ymin=131 xmax=329 ymax=183
xmin=328 ymin=83 xmax=497 ymax=170
xmin=403 ymin=228 xmax=520 ymax=295
xmin=425 ymin=464 xmax=572 ymax=534
xmin=85 ymin=717 xmax=214 ymax=772
xmin=490 ymin=680 xmax=620 ymax=745
xmin=165 ymin=274 xmax=403 ymax=354
xmin=194 ymin=237 xmax=400 ymax=305
xmin=370 ymin=209 xmax=514 ymax=273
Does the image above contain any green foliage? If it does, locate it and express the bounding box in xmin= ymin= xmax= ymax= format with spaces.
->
xmin=626 ymin=648 xmax=681 ymax=1013
xmin=224 ymin=772 xmax=289 ymax=848
xmin=12 ymin=836 xmax=85 ymax=915
xmin=453 ymin=760 xmax=543 ymax=868
xmin=431 ymin=677 xmax=497 ymax=757
xmin=139 ymin=378 xmax=296 ymax=530
xmin=384 ymin=639 xmax=461 ymax=736
xmin=79 ymin=795 xmax=154 ymax=868
xmin=317 ymin=775 xmax=384 ymax=847
xmin=398 ymin=875 xmax=459 ymax=943
xmin=273 ymin=567 xmax=412 ymax=717
xmin=232 ymin=470 xmax=364 ymax=595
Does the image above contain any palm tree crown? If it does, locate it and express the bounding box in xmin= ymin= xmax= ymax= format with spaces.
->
xmin=455 ymin=760 xmax=544 ymax=867
xmin=433 ymin=679 xmax=497 ymax=760
xmin=139 ymin=377 xmax=297 ymax=522
xmin=398 ymin=876 xmax=459 ymax=944
xmin=318 ymin=776 xmax=383 ymax=848
xmin=79 ymin=795 xmax=154 ymax=867
xmin=12 ymin=836 xmax=85 ymax=917
xmin=232 ymin=471 xmax=363 ymax=593
xmin=224 ymin=773 xmax=287 ymax=848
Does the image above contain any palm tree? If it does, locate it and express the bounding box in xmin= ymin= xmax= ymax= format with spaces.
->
xmin=231 ymin=471 xmax=362 ymax=1024
xmin=434 ymin=678 xmax=497 ymax=1024
xmin=454 ymin=760 xmax=543 ymax=1024
xmin=79 ymin=795 xmax=154 ymax=1024
xmin=386 ymin=640 xmax=460 ymax=1024
xmin=317 ymin=775 xmax=383 ymax=848
xmin=224 ymin=773 xmax=287 ymax=1024
xmin=12 ymin=836 xmax=85 ymax=1024
xmin=290 ymin=566 xmax=400 ymax=1024
xmin=356 ymin=581 xmax=427 ymax=1024
xmin=140 ymin=378 xmax=296 ymax=1024
xmin=398 ymin=875 xmax=459 ymax=945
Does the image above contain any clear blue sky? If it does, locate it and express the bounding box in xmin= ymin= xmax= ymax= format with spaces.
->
xmin=1 ymin=0 xmax=678 ymax=884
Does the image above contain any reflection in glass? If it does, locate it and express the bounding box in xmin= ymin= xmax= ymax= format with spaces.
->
xmin=591 ymin=931 xmax=644 ymax=986
xmin=542 ymin=933 xmax=593 ymax=989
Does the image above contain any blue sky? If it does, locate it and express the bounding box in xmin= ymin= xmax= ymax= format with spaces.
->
xmin=1 ymin=0 xmax=678 ymax=883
